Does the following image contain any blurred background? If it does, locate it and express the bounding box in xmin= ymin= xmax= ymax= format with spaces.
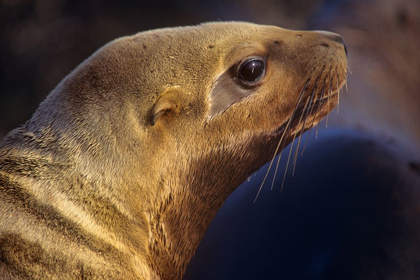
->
xmin=1 ymin=0 xmax=420 ymax=279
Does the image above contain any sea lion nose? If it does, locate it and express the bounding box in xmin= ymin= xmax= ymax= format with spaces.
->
xmin=315 ymin=30 xmax=348 ymax=56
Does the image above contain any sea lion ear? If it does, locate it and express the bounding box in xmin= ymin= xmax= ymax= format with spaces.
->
xmin=150 ymin=90 xmax=181 ymax=126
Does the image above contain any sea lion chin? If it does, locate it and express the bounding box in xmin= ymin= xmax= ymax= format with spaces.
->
xmin=0 ymin=22 xmax=347 ymax=279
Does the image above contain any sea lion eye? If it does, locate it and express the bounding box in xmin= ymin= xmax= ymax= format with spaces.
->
xmin=238 ymin=58 xmax=265 ymax=84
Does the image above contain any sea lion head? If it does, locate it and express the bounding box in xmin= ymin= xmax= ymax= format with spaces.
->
xmin=0 ymin=22 xmax=347 ymax=279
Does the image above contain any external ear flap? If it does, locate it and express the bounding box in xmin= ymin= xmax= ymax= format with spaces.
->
xmin=150 ymin=90 xmax=182 ymax=126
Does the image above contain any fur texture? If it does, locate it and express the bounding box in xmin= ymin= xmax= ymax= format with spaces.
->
xmin=0 ymin=22 xmax=347 ymax=279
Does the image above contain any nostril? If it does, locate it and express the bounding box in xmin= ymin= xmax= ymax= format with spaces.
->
xmin=332 ymin=35 xmax=347 ymax=57
xmin=315 ymin=30 xmax=347 ymax=57
xmin=331 ymin=34 xmax=344 ymax=45
xmin=316 ymin=31 xmax=344 ymax=43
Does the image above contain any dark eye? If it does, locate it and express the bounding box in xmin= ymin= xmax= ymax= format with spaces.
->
xmin=238 ymin=58 xmax=265 ymax=84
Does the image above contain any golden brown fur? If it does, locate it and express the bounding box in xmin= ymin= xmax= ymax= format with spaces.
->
xmin=0 ymin=22 xmax=347 ymax=279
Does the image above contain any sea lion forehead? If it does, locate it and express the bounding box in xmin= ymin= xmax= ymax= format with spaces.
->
xmin=199 ymin=21 xmax=283 ymax=38
xmin=126 ymin=22 xmax=282 ymax=57
xmin=109 ymin=23 xmax=276 ymax=88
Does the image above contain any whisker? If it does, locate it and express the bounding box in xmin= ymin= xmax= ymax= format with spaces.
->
xmin=254 ymin=78 xmax=310 ymax=202
xmin=315 ymin=123 xmax=319 ymax=138
xmin=329 ymin=69 xmax=337 ymax=122
xmin=324 ymin=70 xmax=332 ymax=128
xmin=312 ymin=94 xmax=323 ymax=139
xmin=281 ymin=132 xmax=296 ymax=192
xmin=294 ymin=133 xmax=304 ymax=176
xmin=292 ymin=86 xmax=316 ymax=176
xmin=301 ymin=127 xmax=312 ymax=156
xmin=280 ymin=72 xmax=323 ymax=191
xmin=301 ymin=91 xmax=320 ymax=156
xmin=290 ymin=99 xmax=310 ymax=177
xmin=273 ymin=84 xmax=312 ymax=190
xmin=344 ymin=75 xmax=349 ymax=93
xmin=336 ymin=71 xmax=340 ymax=115
xmin=270 ymin=151 xmax=283 ymax=190
xmin=347 ymin=64 xmax=352 ymax=75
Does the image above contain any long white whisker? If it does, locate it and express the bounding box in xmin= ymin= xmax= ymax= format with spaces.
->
xmin=254 ymin=78 xmax=310 ymax=202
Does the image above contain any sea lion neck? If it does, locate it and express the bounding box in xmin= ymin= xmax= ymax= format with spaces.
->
xmin=145 ymin=130 xmax=288 ymax=278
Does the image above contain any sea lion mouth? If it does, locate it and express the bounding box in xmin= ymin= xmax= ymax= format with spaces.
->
xmin=274 ymin=76 xmax=343 ymax=135
xmin=256 ymin=74 xmax=346 ymax=201
xmin=291 ymin=66 xmax=347 ymax=132
xmin=272 ymin=91 xmax=340 ymax=138
xmin=269 ymin=64 xmax=348 ymax=158
xmin=291 ymin=88 xmax=341 ymax=135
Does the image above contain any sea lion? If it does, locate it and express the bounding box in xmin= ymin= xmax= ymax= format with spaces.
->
xmin=0 ymin=22 xmax=347 ymax=279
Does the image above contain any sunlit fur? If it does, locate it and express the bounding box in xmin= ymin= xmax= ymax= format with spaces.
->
xmin=0 ymin=22 xmax=347 ymax=279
